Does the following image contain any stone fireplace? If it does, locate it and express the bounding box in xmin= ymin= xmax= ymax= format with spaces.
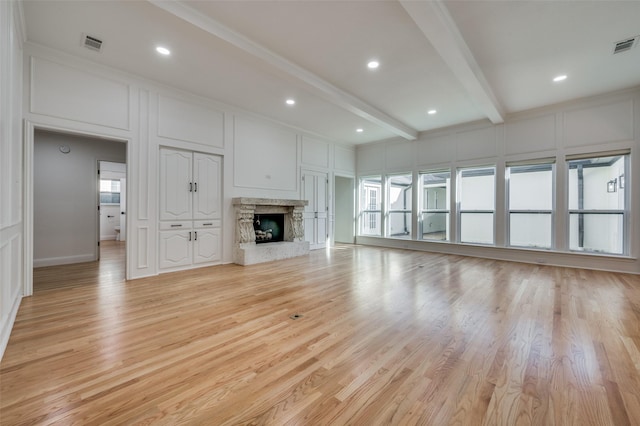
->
xmin=232 ymin=197 xmax=309 ymax=265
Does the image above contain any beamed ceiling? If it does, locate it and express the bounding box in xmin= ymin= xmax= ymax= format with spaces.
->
xmin=22 ymin=0 xmax=640 ymax=144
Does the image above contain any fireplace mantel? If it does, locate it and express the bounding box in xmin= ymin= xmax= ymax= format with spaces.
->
xmin=232 ymin=197 xmax=309 ymax=265
xmin=232 ymin=197 xmax=308 ymax=208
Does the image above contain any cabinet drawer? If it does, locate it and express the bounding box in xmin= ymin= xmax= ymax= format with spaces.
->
xmin=159 ymin=221 xmax=193 ymax=231
xmin=194 ymin=219 xmax=221 ymax=229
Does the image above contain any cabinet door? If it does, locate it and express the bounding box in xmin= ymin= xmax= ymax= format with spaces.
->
xmin=193 ymin=153 xmax=222 ymax=220
xmin=160 ymin=149 xmax=192 ymax=220
xmin=193 ymin=227 xmax=221 ymax=264
xmin=159 ymin=230 xmax=193 ymax=269
xmin=302 ymin=170 xmax=328 ymax=250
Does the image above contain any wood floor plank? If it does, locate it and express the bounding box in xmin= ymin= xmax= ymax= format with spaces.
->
xmin=2 ymin=241 xmax=640 ymax=425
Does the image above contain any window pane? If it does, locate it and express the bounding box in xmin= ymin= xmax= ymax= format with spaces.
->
xmin=568 ymin=156 xmax=625 ymax=210
xmin=100 ymin=179 xmax=121 ymax=193
xmin=359 ymin=176 xmax=382 ymax=237
xmin=569 ymin=213 xmax=623 ymax=254
xmin=510 ymin=213 xmax=552 ymax=249
xmin=360 ymin=212 xmax=381 ymax=236
xmin=420 ymin=171 xmax=450 ymax=241
xmin=421 ymin=172 xmax=450 ymax=210
xmin=388 ymin=174 xmax=412 ymax=210
xmin=361 ymin=177 xmax=381 ymax=210
xmin=421 ymin=212 xmax=449 ymax=241
xmin=100 ymin=192 xmax=120 ymax=204
xmin=460 ymin=167 xmax=495 ymax=210
xmin=388 ymin=212 xmax=411 ymax=238
xmin=460 ymin=213 xmax=494 ymax=244
xmin=509 ymin=164 xmax=552 ymax=210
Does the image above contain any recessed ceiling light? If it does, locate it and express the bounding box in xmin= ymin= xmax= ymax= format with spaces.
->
xmin=367 ymin=60 xmax=379 ymax=69
xmin=356 ymin=128 xmax=364 ymax=133
xmin=286 ymin=99 xmax=296 ymax=106
xmin=156 ymin=46 xmax=171 ymax=56
xmin=427 ymin=109 xmax=437 ymax=115
xmin=553 ymin=74 xmax=567 ymax=82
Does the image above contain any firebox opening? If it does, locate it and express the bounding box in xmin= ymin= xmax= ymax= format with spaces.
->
xmin=254 ymin=214 xmax=284 ymax=243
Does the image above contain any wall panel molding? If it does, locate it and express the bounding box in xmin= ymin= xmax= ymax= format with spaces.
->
xmin=30 ymin=57 xmax=130 ymax=130
xmin=157 ymin=95 xmax=224 ymax=148
xmin=564 ymin=100 xmax=633 ymax=147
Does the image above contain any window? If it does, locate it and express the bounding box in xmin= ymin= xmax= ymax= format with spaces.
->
xmin=419 ymin=170 xmax=450 ymax=241
xmin=568 ymin=152 xmax=628 ymax=254
xmin=507 ymin=161 xmax=554 ymax=249
xmin=387 ymin=174 xmax=412 ymax=239
xmin=100 ymin=179 xmax=121 ymax=204
xmin=458 ymin=166 xmax=495 ymax=244
xmin=360 ymin=176 xmax=382 ymax=236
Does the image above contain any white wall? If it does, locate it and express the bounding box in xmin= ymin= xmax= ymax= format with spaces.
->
xmin=21 ymin=41 xmax=355 ymax=285
xmin=356 ymin=88 xmax=640 ymax=274
xmin=33 ymin=130 xmax=126 ymax=266
xmin=0 ymin=0 xmax=24 ymax=361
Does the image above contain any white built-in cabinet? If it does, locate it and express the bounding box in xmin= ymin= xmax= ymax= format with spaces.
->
xmin=302 ymin=170 xmax=328 ymax=250
xmin=159 ymin=148 xmax=222 ymax=270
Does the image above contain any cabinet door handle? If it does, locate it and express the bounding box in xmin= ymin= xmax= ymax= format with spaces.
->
xmin=194 ymin=231 xmax=198 ymax=241
xmin=171 ymin=224 xmax=182 ymax=227
xmin=189 ymin=182 xmax=193 ymax=192
xmin=203 ymin=223 xmax=213 ymax=226
xmin=194 ymin=182 xmax=198 ymax=192
xmin=188 ymin=231 xmax=192 ymax=241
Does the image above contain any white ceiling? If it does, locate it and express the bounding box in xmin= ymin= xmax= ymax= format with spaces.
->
xmin=22 ymin=0 xmax=640 ymax=145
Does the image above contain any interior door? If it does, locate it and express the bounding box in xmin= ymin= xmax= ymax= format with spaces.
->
xmin=160 ymin=148 xmax=192 ymax=221
xmin=193 ymin=153 xmax=222 ymax=220
xmin=302 ymin=170 xmax=328 ymax=250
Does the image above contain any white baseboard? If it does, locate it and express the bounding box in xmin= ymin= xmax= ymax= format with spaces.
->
xmin=34 ymin=253 xmax=96 ymax=268
xmin=0 ymin=291 xmax=22 ymax=362
xmin=100 ymin=234 xmax=117 ymax=241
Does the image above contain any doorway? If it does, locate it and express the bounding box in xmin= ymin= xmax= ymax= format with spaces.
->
xmin=32 ymin=129 xmax=127 ymax=291
xmin=334 ymin=175 xmax=355 ymax=244
xmin=99 ymin=161 xmax=127 ymax=246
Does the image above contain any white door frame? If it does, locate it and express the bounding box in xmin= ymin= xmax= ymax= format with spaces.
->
xmin=23 ymin=120 xmax=131 ymax=296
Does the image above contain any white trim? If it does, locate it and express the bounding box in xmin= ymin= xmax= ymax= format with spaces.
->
xmin=33 ymin=254 xmax=97 ymax=268
xmin=23 ymin=120 xmax=34 ymax=296
xmin=12 ymin=0 xmax=26 ymax=48
xmin=566 ymin=149 xmax=631 ymax=161
xmin=23 ymin=120 xmax=132 ymax=296
xmin=0 ymin=291 xmax=22 ymax=361
xmin=506 ymin=157 xmax=556 ymax=167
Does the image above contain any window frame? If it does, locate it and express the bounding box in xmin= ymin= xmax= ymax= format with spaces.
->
xmin=418 ymin=169 xmax=451 ymax=242
xmin=386 ymin=173 xmax=413 ymax=239
xmin=100 ymin=178 xmax=121 ymax=205
xmin=566 ymin=151 xmax=629 ymax=255
xmin=457 ymin=165 xmax=496 ymax=245
xmin=506 ymin=160 xmax=555 ymax=250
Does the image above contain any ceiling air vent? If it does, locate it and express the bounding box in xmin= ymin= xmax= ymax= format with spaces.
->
xmin=613 ymin=36 xmax=638 ymax=54
xmin=82 ymin=34 xmax=103 ymax=52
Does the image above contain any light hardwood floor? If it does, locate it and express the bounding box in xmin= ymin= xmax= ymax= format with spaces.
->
xmin=2 ymin=242 xmax=640 ymax=425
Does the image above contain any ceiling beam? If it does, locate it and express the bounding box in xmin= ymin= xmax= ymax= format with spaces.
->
xmin=148 ymin=0 xmax=418 ymax=140
xmin=400 ymin=0 xmax=504 ymax=124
